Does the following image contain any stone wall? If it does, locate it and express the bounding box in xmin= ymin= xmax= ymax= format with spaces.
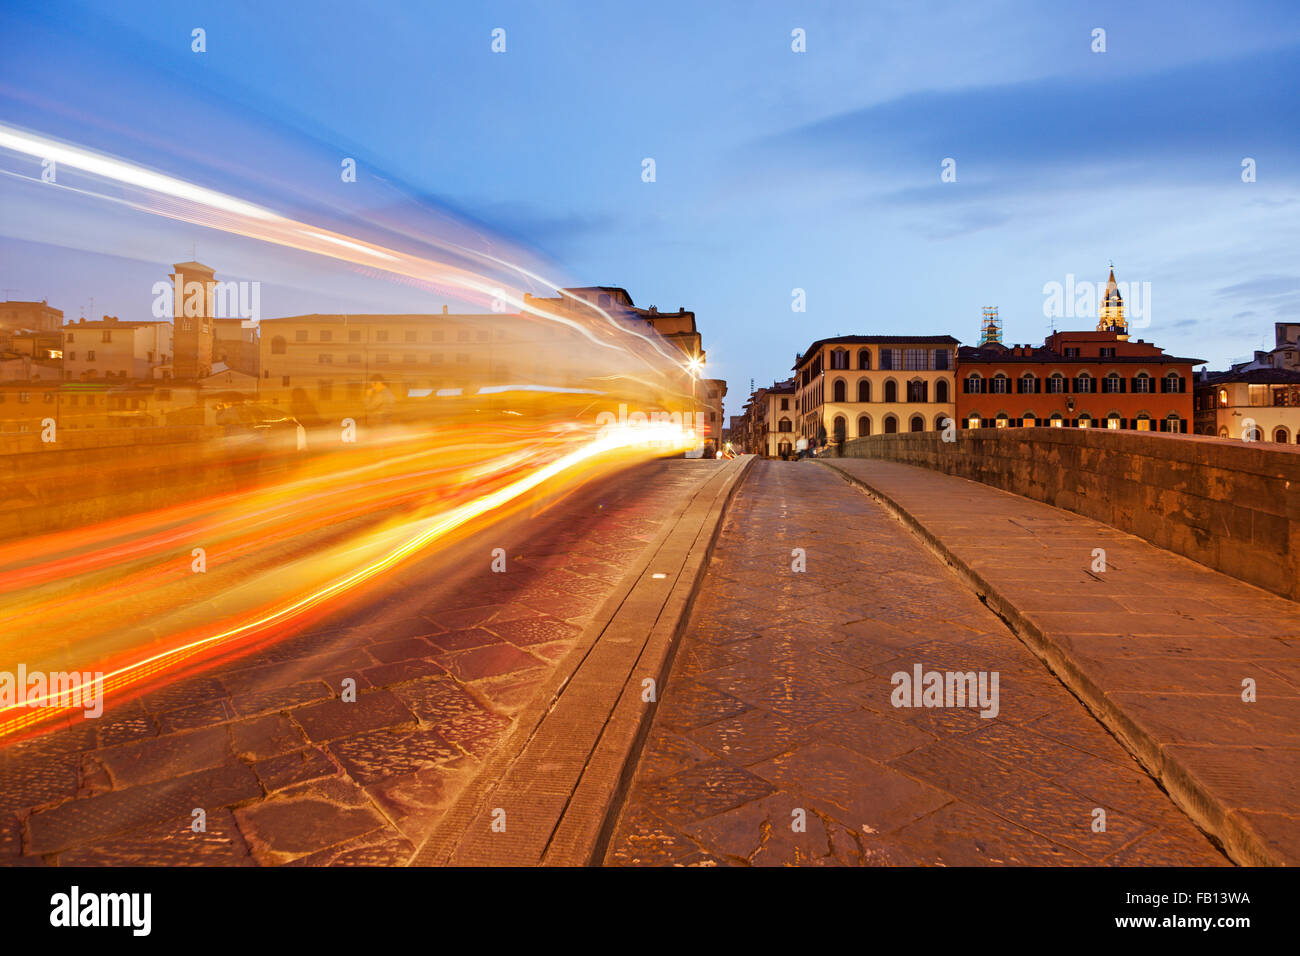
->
xmin=841 ymin=428 xmax=1300 ymax=602
xmin=0 ymin=427 xmax=301 ymax=541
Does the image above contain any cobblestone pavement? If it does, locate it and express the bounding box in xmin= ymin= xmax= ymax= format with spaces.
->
xmin=0 ymin=459 xmax=720 ymax=866
xmin=606 ymin=460 xmax=1229 ymax=866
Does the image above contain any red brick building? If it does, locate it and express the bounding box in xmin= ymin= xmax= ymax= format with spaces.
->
xmin=957 ymin=330 xmax=1202 ymax=432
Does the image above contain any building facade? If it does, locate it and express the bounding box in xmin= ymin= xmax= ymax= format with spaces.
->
xmin=62 ymin=316 xmax=173 ymax=382
xmin=957 ymin=330 xmax=1201 ymax=432
xmin=1194 ymin=368 xmax=1300 ymax=443
xmin=793 ymin=335 xmax=959 ymax=446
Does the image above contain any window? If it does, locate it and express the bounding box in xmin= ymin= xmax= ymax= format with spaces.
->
xmin=1107 ymin=414 xmax=1122 ymax=429
xmin=405 ymin=331 xmax=417 ymax=343
xmin=1076 ymin=374 xmax=1093 ymax=393
xmin=458 ymin=330 xmax=471 ymax=342
xmin=778 ymin=417 xmax=792 ymax=432
xmin=831 ymin=379 xmax=846 ymax=402
xmin=933 ymin=349 xmax=950 ymax=370
xmin=376 ymin=354 xmax=389 ymax=364
xmin=904 ymin=349 xmax=928 ymax=370
xmin=1136 ymin=415 xmax=1152 ymax=431
xmin=1047 ymin=373 xmax=1065 ymax=394
xmin=857 ymin=415 xmax=870 ymax=436
xmin=995 ymin=414 xmax=1009 ymax=428
xmin=295 ymin=330 xmax=308 ymax=342
xmin=66 ymin=333 xmax=74 ymax=343
xmin=780 ymin=398 xmax=789 ymax=410
xmin=990 ymin=375 xmax=1009 ymax=394
xmin=967 ymin=413 xmax=981 ymax=429
xmin=68 ymin=352 xmax=76 ymax=361
xmin=404 ymin=354 xmax=417 ymax=364
xmin=1019 ymin=373 xmax=1036 ymax=394
xmin=320 ymin=330 xmax=332 ymax=343
xmin=1100 ymin=347 xmax=1115 ymax=358
xmin=102 ymin=331 xmax=112 ymax=343
xmin=906 ymin=379 xmax=927 ymax=403
xmin=431 ymin=354 xmax=444 ymax=365
xmin=965 ymin=374 xmax=982 ymax=394
xmin=1064 ymin=347 xmax=1080 ymax=358
xmin=432 ymin=331 xmax=445 ymax=342
xmin=1163 ymin=373 xmax=1182 ymax=393
xmin=935 ymin=379 xmax=949 ymax=403
xmin=1022 ymin=414 xmax=1037 ymax=427
xmin=1077 ymin=413 xmax=1092 ymax=428
xmin=377 ymin=331 xmax=389 ymax=342
xmin=884 ymin=415 xmax=898 ymax=433
xmin=477 ymin=330 xmax=490 ymax=342
xmin=18 ymin=392 xmax=30 ymax=403
xmin=271 ymin=336 xmax=286 ymax=354
xmin=1050 ymin=413 xmax=1064 ymax=428
xmin=1273 ymin=428 xmax=1289 ymax=443
xmin=87 ymin=350 xmax=96 ymax=361
xmin=1103 ymin=373 xmax=1122 ymax=393
xmin=858 ymin=349 xmax=871 ymax=370
xmin=884 ymin=380 xmax=898 ymax=403
xmin=910 ymin=414 xmax=925 ymax=432
xmin=880 ymin=349 xmax=900 ymax=370
xmin=318 ymin=353 xmax=333 ymax=364
xmin=349 ymin=330 xmax=362 ymax=342
xmin=1133 ymin=373 xmax=1151 ymax=393
xmin=830 ymin=349 xmax=849 ymax=370
xmin=857 ymin=380 xmax=871 ymax=402
xmin=347 ymin=354 xmax=362 ymax=365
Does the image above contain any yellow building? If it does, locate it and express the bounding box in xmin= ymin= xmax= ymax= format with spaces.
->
xmin=793 ymin=335 xmax=959 ymax=447
xmin=1195 ymin=368 xmax=1300 ymax=444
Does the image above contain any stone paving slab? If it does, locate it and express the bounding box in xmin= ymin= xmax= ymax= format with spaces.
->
xmin=0 ymin=458 xmax=721 ymax=866
xmin=606 ymin=460 xmax=1228 ymax=867
xmin=820 ymin=456 xmax=1300 ymax=865
xmin=411 ymin=454 xmax=754 ymax=866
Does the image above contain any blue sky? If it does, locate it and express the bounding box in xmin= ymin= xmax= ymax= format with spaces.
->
xmin=2 ymin=0 xmax=1299 ymax=416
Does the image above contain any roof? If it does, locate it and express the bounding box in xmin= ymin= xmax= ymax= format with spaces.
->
xmin=794 ymin=335 xmax=960 ymax=369
xmin=958 ymin=343 xmax=1204 ymax=366
xmin=1200 ymin=367 xmax=1300 ymax=386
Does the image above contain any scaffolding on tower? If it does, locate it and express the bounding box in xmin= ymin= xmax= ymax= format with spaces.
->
xmin=979 ymin=306 xmax=1002 ymax=346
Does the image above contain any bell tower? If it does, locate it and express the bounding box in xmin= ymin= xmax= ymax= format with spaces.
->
xmin=172 ymin=260 xmax=216 ymax=379
xmin=1098 ymin=266 xmax=1129 ymax=339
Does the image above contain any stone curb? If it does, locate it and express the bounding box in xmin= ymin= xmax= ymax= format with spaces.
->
xmin=408 ymin=454 xmax=755 ymax=866
xmin=817 ymin=458 xmax=1280 ymax=867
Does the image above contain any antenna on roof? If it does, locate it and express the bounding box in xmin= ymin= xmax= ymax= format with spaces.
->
xmin=979 ymin=306 xmax=1002 ymax=345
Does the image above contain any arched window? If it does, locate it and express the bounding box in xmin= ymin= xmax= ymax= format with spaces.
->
xmin=1048 ymin=372 xmax=1065 ymax=394
xmin=906 ymin=378 xmax=927 ymax=403
xmin=271 ymin=336 xmax=287 ymax=355
xmin=1050 ymin=413 xmax=1064 ymax=428
xmin=1219 ymin=427 xmax=1229 ymax=439
xmin=1019 ymin=373 xmax=1037 ymax=394
xmin=857 ymin=349 xmax=871 ymax=370
xmin=1134 ymin=372 xmax=1152 ymax=393
xmin=884 ymin=380 xmax=898 ymax=403
xmin=1164 ymin=413 xmax=1184 ymax=434
xmin=909 ymin=414 xmax=925 ymax=432
xmin=1164 ymin=372 xmax=1182 ymax=393
xmin=832 ymin=378 xmax=846 ymax=403
xmin=935 ymin=379 xmax=949 ymax=403
xmin=966 ymin=412 xmax=981 ymax=429
xmin=857 ymin=379 xmax=871 ymax=402
xmin=1135 ymin=414 xmax=1152 ymax=431
xmin=1077 ymin=412 xmax=1093 ymax=428
xmin=1273 ymin=427 xmax=1290 ymax=443
xmin=965 ymin=373 xmax=982 ymax=394
xmin=994 ymin=413 xmax=1009 ymax=429
xmin=857 ymin=415 xmax=871 ymax=437
xmin=990 ymin=374 xmax=1009 ymax=394
xmin=1104 ymin=372 xmax=1122 ymax=394
xmin=884 ymin=415 xmax=898 ymax=434
xmin=1022 ymin=412 xmax=1037 ymax=427
xmin=935 ymin=414 xmax=952 ymax=431
xmin=830 ymin=348 xmax=849 ymax=370
xmin=1106 ymin=412 xmax=1122 ymax=429
xmin=778 ymin=417 xmax=792 ymax=432
xmin=833 ymin=416 xmax=847 ymax=443
xmin=1076 ymin=372 xmax=1094 ymax=393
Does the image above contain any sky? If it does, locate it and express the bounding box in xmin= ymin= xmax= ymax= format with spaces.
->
xmin=2 ymin=0 xmax=1299 ymax=417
